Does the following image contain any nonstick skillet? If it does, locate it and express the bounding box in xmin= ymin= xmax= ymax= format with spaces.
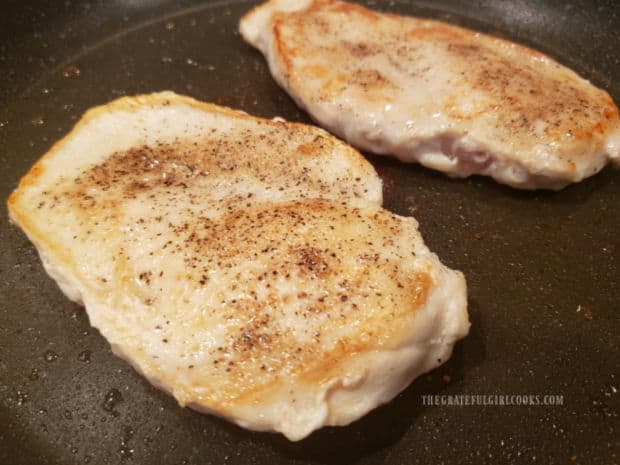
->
xmin=0 ymin=1 xmax=618 ymax=464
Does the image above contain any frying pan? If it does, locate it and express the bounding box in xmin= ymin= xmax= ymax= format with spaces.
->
xmin=1 ymin=1 xmax=618 ymax=464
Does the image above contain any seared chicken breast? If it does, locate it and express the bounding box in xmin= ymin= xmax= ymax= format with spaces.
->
xmin=8 ymin=92 xmax=469 ymax=440
xmin=240 ymin=0 xmax=620 ymax=189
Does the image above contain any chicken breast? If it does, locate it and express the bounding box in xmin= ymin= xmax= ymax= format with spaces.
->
xmin=240 ymin=0 xmax=620 ymax=189
xmin=8 ymin=92 xmax=469 ymax=441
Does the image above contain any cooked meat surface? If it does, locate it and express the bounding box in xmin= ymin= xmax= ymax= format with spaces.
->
xmin=8 ymin=92 xmax=469 ymax=440
xmin=240 ymin=0 xmax=620 ymax=189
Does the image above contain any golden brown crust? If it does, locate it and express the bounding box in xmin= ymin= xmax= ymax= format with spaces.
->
xmin=153 ymin=200 xmax=432 ymax=408
xmin=10 ymin=92 xmax=430 ymax=410
xmin=8 ymin=91 xmax=374 ymax=229
xmin=264 ymin=0 xmax=620 ymax=170
xmin=7 ymin=91 xmax=380 ymax=315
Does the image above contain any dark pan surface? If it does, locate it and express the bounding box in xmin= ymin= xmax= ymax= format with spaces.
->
xmin=1 ymin=1 xmax=619 ymax=464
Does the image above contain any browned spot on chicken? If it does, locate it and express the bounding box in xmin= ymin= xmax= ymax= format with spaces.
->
xmin=241 ymin=0 xmax=620 ymax=189
xmin=8 ymin=91 xmax=468 ymax=441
